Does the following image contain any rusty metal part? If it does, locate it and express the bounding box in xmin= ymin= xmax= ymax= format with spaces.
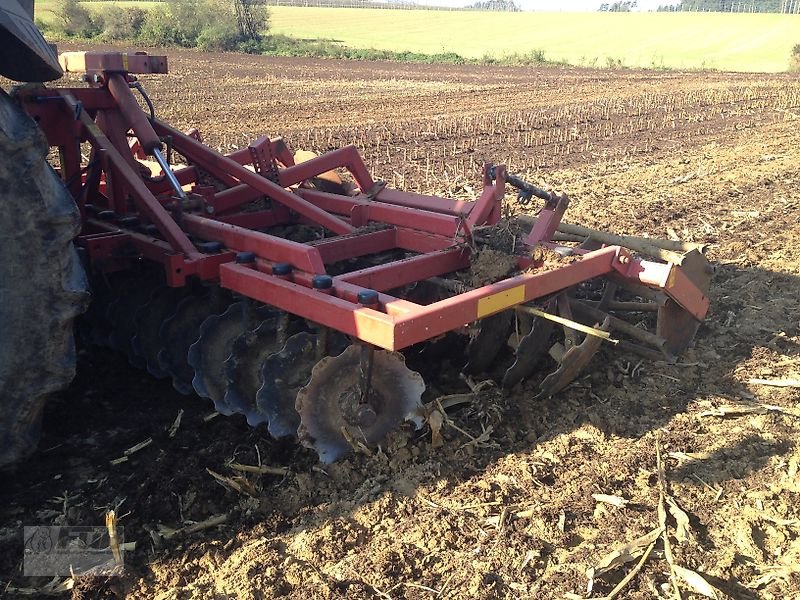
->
xmin=569 ymin=298 xmax=672 ymax=358
xmin=502 ymin=297 xmax=557 ymax=389
xmin=256 ymin=331 xmax=348 ymax=438
xmin=296 ymin=345 xmax=425 ymax=463
xmin=464 ymin=311 xmax=515 ymax=374
xmin=657 ymin=249 xmax=712 ymax=355
xmin=537 ymin=316 xmax=612 ymax=398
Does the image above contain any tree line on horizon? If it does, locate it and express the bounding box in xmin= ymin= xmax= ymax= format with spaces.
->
xmin=655 ymin=0 xmax=800 ymax=12
xmin=66 ymin=0 xmax=800 ymax=13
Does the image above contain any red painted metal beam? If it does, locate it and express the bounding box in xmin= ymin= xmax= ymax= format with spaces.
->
xmin=365 ymin=202 xmax=464 ymax=237
xmin=616 ymin=258 xmax=709 ymax=320
xmin=182 ymin=214 xmax=326 ymax=274
xmin=147 ymin=166 xmax=199 ymax=195
xmin=394 ymin=228 xmax=456 ymax=253
xmin=525 ymin=195 xmax=569 ymax=246
xmin=211 ymin=145 xmax=373 ymax=215
xmin=296 ymin=189 xmax=464 ymax=237
xmin=221 ymin=263 xmax=398 ymax=349
xmin=59 ymin=51 xmax=168 ymax=75
xmin=466 ymin=164 xmax=505 ymax=228
xmin=154 ymin=121 xmax=355 ymax=236
xmin=82 ymin=219 xmax=236 ymax=284
xmin=210 ymin=183 xmax=265 ymax=215
xmin=214 ymin=209 xmax=286 ymax=229
xmin=226 ymin=136 xmax=295 ymax=168
xmin=309 ymin=229 xmax=397 ymax=264
xmin=391 ymin=246 xmax=624 ymax=349
xmin=219 ymin=246 xmax=629 ymax=351
xmin=373 ymin=188 xmax=473 ymax=216
xmin=278 ymin=145 xmax=374 ymax=191
xmin=336 ymin=248 xmax=469 ymax=291
xmin=60 ymin=92 xmax=201 ymax=259
xmin=251 ymin=261 xmax=420 ymax=318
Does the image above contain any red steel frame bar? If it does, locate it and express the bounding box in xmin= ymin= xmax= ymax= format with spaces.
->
xmin=152 ymin=121 xmax=356 ymax=236
xmin=294 ymin=189 xmax=468 ymax=237
xmin=182 ymin=214 xmax=326 ymax=274
xmin=59 ymin=92 xmax=201 ymax=259
xmin=219 ymin=245 xmax=709 ymax=351
xmin=21 ymin=71 xmax=710 ymax=358
xmin=336 ymin=249 xmax=469 ymax=291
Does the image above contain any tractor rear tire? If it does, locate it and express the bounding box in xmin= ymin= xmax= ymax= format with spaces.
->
xmin=0 ymin=89 xmax=89 ymax=468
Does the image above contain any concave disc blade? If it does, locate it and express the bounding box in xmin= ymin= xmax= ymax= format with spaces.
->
xmin=188 ymin=301 xmax=253 ymax=414
xmin=464 ymin=311 xmax=514 ymax=374
xmin=256 ymin=331 xmax=348 ymax=437
xmin=132 ymin=286 xmax=191 ymax=379
xmin=158 ymin=292 xmax=229 ymax=395
xmin=222 ymin=313 xmax=284 ymax=423
xmin=536 ymin=316 xmax=611 ymax=398
xmin=107 ymin=273 xmax=161 ymax=367
xmin=502 ymin=298 xmax=557 ymax=389
xmin=79 ymin=274 xmax=123 ymax=348
xmin=296 ymin=345 xmax=426 ymax=464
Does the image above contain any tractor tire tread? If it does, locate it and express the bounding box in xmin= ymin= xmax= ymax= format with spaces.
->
xmin=0 ymin=89 xmax=88 ymax=468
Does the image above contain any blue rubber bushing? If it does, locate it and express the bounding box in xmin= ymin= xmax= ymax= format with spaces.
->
xmin=198 ymin=241 xmax=224 ymax=253
xmin=312 ymin=275 xmax=333 ymax=290
xmin=273 ymin=262 xmax=292 ymax=276
xmin=357 ymin=290 xmax=379 ymax=306
xmin=235 ymin=251 xmax=256 ymax=264
xmin=119 ymin=216 xmax=140 ymax=228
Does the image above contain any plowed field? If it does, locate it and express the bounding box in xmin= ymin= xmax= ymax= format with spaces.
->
xmin=2 ymin=49 xmax=800 ymax=600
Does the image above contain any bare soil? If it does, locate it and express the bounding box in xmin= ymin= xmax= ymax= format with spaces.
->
xmin=2 ymin=48 xmax=800 ymax=600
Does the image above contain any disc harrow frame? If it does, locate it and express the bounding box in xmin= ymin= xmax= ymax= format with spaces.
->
xmin=17 ymin=51 xmax=712 ymax=460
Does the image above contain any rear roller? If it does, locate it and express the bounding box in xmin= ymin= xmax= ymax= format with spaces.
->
xmin=296 ymin=345 xmax=425 ymax=463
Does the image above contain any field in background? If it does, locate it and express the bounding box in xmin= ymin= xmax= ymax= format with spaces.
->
xmin=35 ymin=0 xmax=161 ymax=22
xmin=35 ymin=2 xmax=800 ymax=72
xmin=266 ymin=8 xmax=799 ymax=72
